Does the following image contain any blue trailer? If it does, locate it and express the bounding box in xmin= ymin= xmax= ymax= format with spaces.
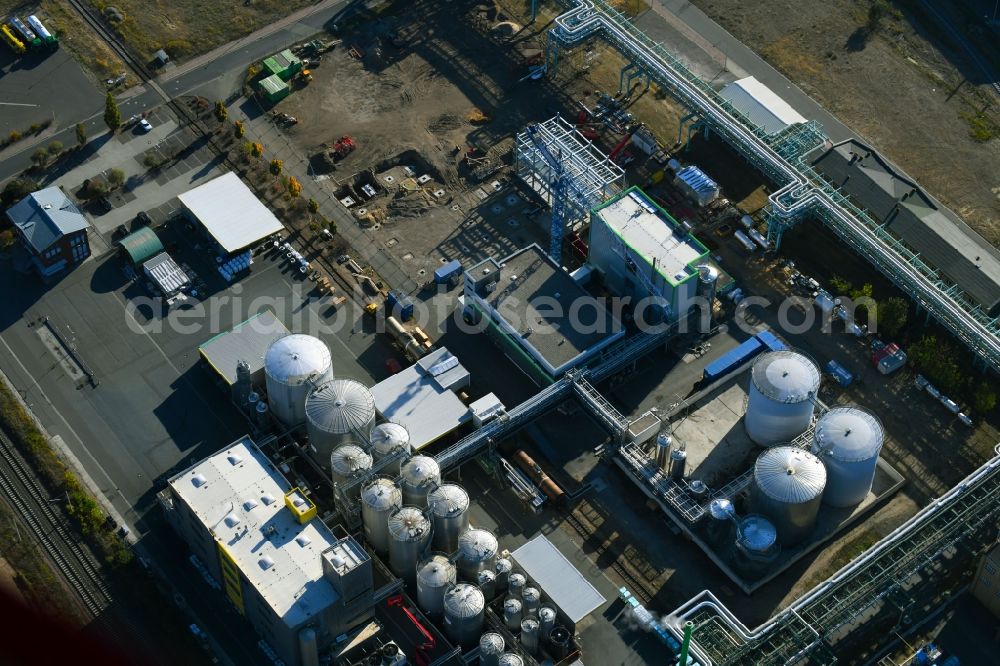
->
xmin=825 ymin=359 xmax=854 ymax=387
xmin=434 ymin=259 xmax=462 ymax=285
xmin=755 ymin=330 xmax=787 ymax=352
xmin=703 ymin=336 xmax=764 ymax=382
xmin=386 ymin=291 xmax=414 ymax=322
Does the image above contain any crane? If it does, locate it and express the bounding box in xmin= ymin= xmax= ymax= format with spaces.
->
xmin=525 ymin=123 xmax=572 ymax=264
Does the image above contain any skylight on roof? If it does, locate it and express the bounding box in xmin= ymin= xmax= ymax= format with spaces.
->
xmin=261 ymin=493 xmax=276 ymax=505
xmin=258 ymin=556 xmax=275 ymax=570
xmin=223 ymin=512 xmax=241 ymax=528
xmin=227 ymin=453 xmax=243 ymax=466
xmin=295 ymin=535 xmax=312 ymax=547
xmin=243 ymin=499 xmax=258 ymax=512
xmin=191 ymin=473 xmax=207 ymax=488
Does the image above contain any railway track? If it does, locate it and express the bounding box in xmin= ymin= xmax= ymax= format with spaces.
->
xmin=0 ymin=432 xmax=112 ymax=617
xmin=66 ymin=0 xmax=156 ymax=84
xmin=563 ymin=507 xmax=658 ymax=605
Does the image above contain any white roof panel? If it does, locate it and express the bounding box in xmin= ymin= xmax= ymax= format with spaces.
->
xmin=371 ymin=348 xmax=470 ymax=450
xmin=198 ymin=310 xmax=290 ymax=385
xmin=179 ymin=172 xmax=284 ymax=253
xmin=168 ymin=437 xmax=339 ymax=628
xmin=511 ymin=534 xmax=606 ymax=623
xmin=720 ymin=76 xmax=807 ymax=135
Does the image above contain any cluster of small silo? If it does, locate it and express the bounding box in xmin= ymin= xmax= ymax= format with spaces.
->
xmin=496 ymin=564 xmax=569 ymax=660
xmin=744 ymin=350 xmax=821 ymax=446
xmin=750 ymin=446 xmax=826 ymax=546
xmin=811 ymin=406 xmax=883 ymax=507
xmin=305 ymin=378 xmax=376 ymax=469
xmin=263 ymin=334 xmax=334 ymax=426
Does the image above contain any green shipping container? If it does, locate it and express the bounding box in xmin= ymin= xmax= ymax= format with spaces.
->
xmin=262 ymin=48 xmax=302 ymax=81
xmin=259 ymin=74 xmax=290 ymax=103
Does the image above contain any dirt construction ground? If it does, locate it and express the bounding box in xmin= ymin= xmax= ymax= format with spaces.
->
xmin=693 ymin=0 xmax=1000 ymax=244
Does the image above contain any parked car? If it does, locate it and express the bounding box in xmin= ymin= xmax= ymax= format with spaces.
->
xmin=134 ymin=211 xmax=153 ymax=228
xmin=96 ymin=197 xmax=113 ymax=214
xmin=139 ymin=118 xmax=153 ymax=133
xmin=112 ymin=224 xmax=129 ymax=240
xmin=336 ymin=254 xmax=351 ymax=265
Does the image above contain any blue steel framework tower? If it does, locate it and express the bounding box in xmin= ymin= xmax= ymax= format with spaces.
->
xmin=516 ymin=116 xmax=624 ymax=265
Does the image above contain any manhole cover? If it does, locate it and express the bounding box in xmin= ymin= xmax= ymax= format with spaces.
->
xmin=418 ymin=269 xmax=427 ymax=276
xmin=386 ymin=238 xmax=398 ymax=247
xmin=402 ymin=253 xmax=414 ymax=261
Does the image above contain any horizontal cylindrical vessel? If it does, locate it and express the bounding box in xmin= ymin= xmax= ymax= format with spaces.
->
xmin=811 ymin=406 xmax=883 ymax=507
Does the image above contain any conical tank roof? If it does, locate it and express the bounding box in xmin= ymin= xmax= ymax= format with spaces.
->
xmin=362 ymin=478 xmax=401 ymax=510
xmin=417 ymin=555 xmax=456 ymax=587
xmin=306 ymin=379 xmax=375 ymax=434
xmin=443 ymin=583 xmax=484 ymax=617
xmin=330 ymin=444 xmax=372 ymax=478
xmin=812 ymin=407 xmax=884 ymax=462
xmin=709 ymin=497 xmax=735 ymax=520
xmin=264 ymin=334 xmax=332 ymax=385
xmin=751 ymin=351 xmax=820 ymax=403
xmin=389 ymin=507 xmax=430 ymax=541
xmin=458 ymin=528 xmax=498 ymax=560
xmin=754 ymin=447 xmax=826 ymax=503
xmin=428 ymin=484 xmax=469 ymax=517
xmin=400 ymin=455 xmax=440 ymax=487
xmin=370 ymin=422 xmax=409 ymax=454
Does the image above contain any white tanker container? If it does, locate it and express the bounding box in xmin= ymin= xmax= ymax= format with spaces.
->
xmin=744 ymin=350 xmax=820 ymax=446
xmin=264 ymin=334 xmax=333 ymax=426
xmin=811 ymin=406 xmax=883 ymax=507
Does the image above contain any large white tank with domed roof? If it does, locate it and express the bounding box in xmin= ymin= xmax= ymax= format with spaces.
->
xmin=263 ymin=334 xmax=333 ymax=426
xmin=811 ymin=406 xmax=884 ymax=507
xmin=744 ymin=350 xmax=820 ymax=446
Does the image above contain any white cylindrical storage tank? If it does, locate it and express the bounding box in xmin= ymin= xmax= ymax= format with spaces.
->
xmin=306 ymin=379 xmax=376 ymax=466
xmin=399 ymin=455 xmax=441 ymax=508
xmin=745 ymin=351 xmax=820 ymax=446
xmin=456 ymin=528 xmax=498 ymax=582
xmin=538 ymin=606 xmax=556 ymax=638
xmin=416 ymin=553 xmax=456 ymax=617
xmin=499 ymin=654 xmax=524 ymax=666
xmin=428 ymin=484 xmax=470 ymax=553
xmin=668 ymin=447 xmax=686 ymax=481
xmin=443 ymin=583 xmax=485 ymax=649
xmin=360 ymin=477 xmax=402 ymax=555
xmin=520 ymin=617 xmax=540 ymax=655
xmin=707 ymin=497 xmax=737 ymax=545
xmin=329 ymin=444 xmax=372 ymax=502
xmin=298 ymin=627 xmax=319 ymax=666
xmin=751 ymin=447 xmax=826 ymax=545
xmin=735 ymin=514 xmax=779 ymax=578
xmin=521 ymin=586 xmax=540 ymax=618
xmin=480 ymin=633 xmax=505 ymax=666
xmin=370 ymin=422 xmax=411 ymax=474
xmin=264 ymin=334 xmax=333 ymax=426
xmin=503 ymin=597 xmax=523 ymax=630
xmin=508 ymin=572 xmax=525 ymax=599
xmin=477 ymin=569 xmax=497 ymax=600
xmin=811 ymin=406 xmax=884 ymax=507
xmin=652 ymin=432 xmax=671 ymax=473
xmin=388 ymin=506 xmax=432 ymax=585
xmin=494 ymin=558 xmax=512 ymax=593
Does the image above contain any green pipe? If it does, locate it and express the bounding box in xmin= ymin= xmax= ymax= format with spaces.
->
xmin=678 ymin=621 xmax=694 ymax=666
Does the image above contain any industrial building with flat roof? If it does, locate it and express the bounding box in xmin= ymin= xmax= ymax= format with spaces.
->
xmin=198 ymin=310 xmax=290 ymax=386
xmin=464 ymin=244 xmax=624 ymax=384
xmin=718 ymin=76 xmax=807 ymax=135
xmin=588 ymin=187 xmax=710 ymax=320
xmin=810 ymin=139 xmax=1000 ymax=316
xmin=158 ymin=436 xmax=374 ymax=666
xmin=370 ymin=347 xmax=471 ymax=450
xmin=178 ymin=172 xmax=284 ymax=256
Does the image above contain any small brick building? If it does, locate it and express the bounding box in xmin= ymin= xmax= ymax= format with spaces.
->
xmin=5 ymin=186 xmax=91 ymax=277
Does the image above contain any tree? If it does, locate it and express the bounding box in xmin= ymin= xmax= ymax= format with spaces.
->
xmin=908 ymin=335 xmax=963 ymax=394
xmin=829 ymin=275 xmax=852 ymax=295
xmin=250 ymin=142 xmax=264 ymax=159
xmin=286 ymin=176 xmax=301 ymax=198
xmin=75 ymin=123 xmax=87 ymax=147
xmin=308 ymin=198 xmax=319 ymax=214
xmin=214 ymin=101 xmax=228 ymax=123
xmin=269 ymin=159 xmax=283 ymax=178
xmin=108 ymin=168 xmax=125 ymax=188
xmin=233 ymin=120 xmax=245 ymax=139
xmin=47 ymin=140 xmax=64 ymax=156
xmin=104 ymin=93 xmax=121 ymax=131
xmin=972 ymin=382 xmax=997 ymax=416
xmin=875 ymin=296 xmax=908 ymax=339
xmin=1 ymin=177 xmax=37 ymax=208
xmin=849 ymin=282 xmax=874 ymax=321
xmin=31 ymin=148 xmax=49 ymax=168
xmin=867 ymin=0 xmax=891 ymax=32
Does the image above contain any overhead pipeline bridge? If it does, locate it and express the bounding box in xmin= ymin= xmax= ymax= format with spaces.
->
xmin=665 ymin=453 xmax=1000 ymax=665
xmin=544 ymin=0 xmax=1000 ymax=372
